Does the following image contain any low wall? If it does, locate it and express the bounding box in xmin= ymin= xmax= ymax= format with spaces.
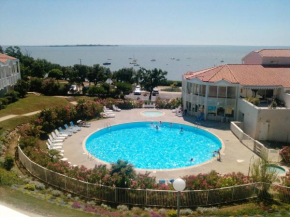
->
xmin=231 ymin=122 xmax=282 ymax=163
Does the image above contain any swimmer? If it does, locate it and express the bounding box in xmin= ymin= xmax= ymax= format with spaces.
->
xmin=180 ymin=127 xmax=183 ymax=132
xmin=155 ymin=125 xmax=159 ymax=130
xmin=170 ymin=123 xmax=173 ymax=127
xmin=190 ymin=158 xmax=194 ymax=162
xmin=151 ymin=122 xmax=154 ymax=127
xmin=159 ymin=121 xmax=162 ymax=126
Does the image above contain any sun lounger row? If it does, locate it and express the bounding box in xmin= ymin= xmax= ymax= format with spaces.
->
xmin=102 ymin=105 xmax=121 ymax=118
xmin=158 ymin=179 xmax=175 ymax=185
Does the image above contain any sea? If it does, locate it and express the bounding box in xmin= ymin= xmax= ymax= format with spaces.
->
xmin=7 ymin=45 xmax=290 ymax=81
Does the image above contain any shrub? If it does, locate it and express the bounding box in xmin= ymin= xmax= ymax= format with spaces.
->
xmin=14 ymin=79 xmax=29 ymax=98
xmin=18 ymin=123 xmax=42 ymax=138
xmin=117 ymin=204 xmax=129 ymax=211
xmin=29 ymin=77 xmax=43 ymax=92
xmin=88 ymin=85 xmax=106 ymax=96
xmin=158 ymin=208 xmax=167 ymax=217
xmin=246 ymin=97 xmax=260 ymax=106
xmin=29 ymin=180 xmax=45 ymax=190
xmin=19 ymin=136 xmax=39 ymax=150
xmin=51 ymin=190 xmax=62 ymax=197
xmin=72 ymin=202 xmax=81 ymax=209
xmin=24 ymin=183 xmax=36 ymax=191
xmin=280 ymin=146 xmax=290 ymax=163
xmin=196 ymin=207 xmax=219 ymax=215
xmin=167 ymin=210 xmax=177 ymax=217
xmin=41 ymin=78 xmax=60 ymax=95
xmin=5 ymin=91 xmax=20 ymax=103
xmin=3 ymin=156 xmax=14 ymax=171
xmin=180 ymin=209 xmax=193 ymax=215
xmin=0 ymin=168 xmax=20 ymax=186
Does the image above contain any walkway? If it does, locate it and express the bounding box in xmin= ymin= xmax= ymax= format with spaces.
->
xmin=62 ymin=109 xmax=259 ymax=180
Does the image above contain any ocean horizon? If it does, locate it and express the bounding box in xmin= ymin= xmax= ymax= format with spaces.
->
xmin=4 ymin=45 xmax=290 ymax=81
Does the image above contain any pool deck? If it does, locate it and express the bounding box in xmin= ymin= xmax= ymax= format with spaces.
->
xmin=63 ymin=109 xmax=259 ymax=180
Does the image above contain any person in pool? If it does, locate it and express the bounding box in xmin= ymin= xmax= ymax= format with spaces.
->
xmin=159 ymin=121 xmax=162 ymax=126
xmin=155 ymin=125 xmax=159 ymax=130
xmin=180 ymin=127 xmax=183 ymax=132
xmin=151 ymin=122 xmax=154 ymax=127
xmin=170 ymin=123 xmax=173 ymax=127
xmin=190 ymin=158 xmax=194 ymax=162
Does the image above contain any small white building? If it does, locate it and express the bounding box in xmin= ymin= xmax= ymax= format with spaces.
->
xmin=0 ymin=53 xmax=21 ymax=96
xmin=182 ymin=49 xmax=290 ymax=142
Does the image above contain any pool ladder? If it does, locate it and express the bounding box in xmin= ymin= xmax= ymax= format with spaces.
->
xmin=105 ymin=122 xmax=111 ymax=129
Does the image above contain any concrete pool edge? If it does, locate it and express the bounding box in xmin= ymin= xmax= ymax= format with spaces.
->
xmin=82 ymin=121 xmax=225 ymax=172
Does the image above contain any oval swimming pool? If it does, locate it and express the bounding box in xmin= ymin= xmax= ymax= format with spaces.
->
xmin=85 ymin=122 xmax=222 ymax=169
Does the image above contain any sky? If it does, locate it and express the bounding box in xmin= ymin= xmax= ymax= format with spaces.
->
xmin=1 ymin=0 xmax=290 ymax=46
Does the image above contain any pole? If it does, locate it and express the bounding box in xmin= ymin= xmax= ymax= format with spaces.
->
xmin=79 ymin=59 xmax=82 ymax=65
xmin=177 ymin=191 xmax=180 ymax=217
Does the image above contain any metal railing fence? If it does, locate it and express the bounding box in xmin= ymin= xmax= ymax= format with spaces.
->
xmin=18 ymin=146 xmax=290 ymax=207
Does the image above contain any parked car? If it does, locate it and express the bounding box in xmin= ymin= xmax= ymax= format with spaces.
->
xmin=134 ymin=85 xmax=141 ymax=95
xmin=152 ymin=88 xmax=159 ymax=96
xmin=70 ymin=85 xmax=77 ymax=93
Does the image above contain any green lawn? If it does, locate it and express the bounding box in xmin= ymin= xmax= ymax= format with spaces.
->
xmin=0 ymin=94 xmax=71 ymax=118
xmin=0 ymin=116 xmax=37 ymax=134
xmin=0 ymin=187 xmax=100 ymax=217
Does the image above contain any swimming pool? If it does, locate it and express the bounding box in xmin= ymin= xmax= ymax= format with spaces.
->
xmin=85 ymin=122 xmax=222 ymax=169
xmin=266 ymin=165 xmax=287 ymax=175
xmin=141 ymin=111 xmax=164 ymax=117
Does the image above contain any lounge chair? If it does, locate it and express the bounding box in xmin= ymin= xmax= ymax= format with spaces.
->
xmin=77 ymin=120 xmax=91 ymax=128
xmin=102 ymin=112 xmax=115 ymax=118
xmin=51 ymin=130 xmax=68 ymax=139
xmin=60 ymin=158 xmax=68 ymax=161
xmin=64 ymin=124 xmax=78 ymax=133
xmin=46 ymin=142 xmax=64 ymax=151
xmin=112 ymin=105 xmax=121 ymax=112
xmin=48 ymin=139 xmax=63 ymax=147
xmin=57 ymin=128 xmax=72 ymax=136
xmin=172 ymin=106 xmax=181 ymax=113
xmin=69 ymin=121 xmax=82 ymax=131
xmin=103 ymin=106 xmax=113 ymax=113
xmin=49 ymin=135 xmax=64 ymax=143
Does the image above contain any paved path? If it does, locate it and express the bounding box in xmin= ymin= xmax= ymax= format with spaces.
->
xmin=0 ymin=202 xmax=42 ymax=217
xmin=0 ymin=115 xmax=18 ymax=122
xmin=63 ymin=109 xmax=259 ymax=180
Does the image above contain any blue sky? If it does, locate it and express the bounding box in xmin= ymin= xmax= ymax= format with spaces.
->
xmin=1 ymin=0 xmax=290 ymax=46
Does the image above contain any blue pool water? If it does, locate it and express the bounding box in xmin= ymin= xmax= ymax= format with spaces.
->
xmin=86 ymin=122 xmax=222 ymax=169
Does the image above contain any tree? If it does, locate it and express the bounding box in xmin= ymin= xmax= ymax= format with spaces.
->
xmin=5 ymin=46 xmax=22 ymax=59
xmin=70 ymin=64 xmax=89 ymax=87
xmin=88 ymin=85 xmax=106 ymax=96
xmin=31 ymin=59 xmax=46 ymax=77
xmin=113 ymin=68 xmax=135 ymax=83
xmin=14 ymin=79 xmax=30 ymax=98
xmin=48 ymin=69 xmax=63 ymax=80
xmin=0 ymin=45 xmax=3 ymax=54
xmin=140 ymin=68 xmax=168 ymax=100
xmin=116 ymin=82 xmax=132 ymax=99
xmin=110 ymin=160 xmax=136 ymax=188
xmin=87 ymin=64 xmax=105 ymax=85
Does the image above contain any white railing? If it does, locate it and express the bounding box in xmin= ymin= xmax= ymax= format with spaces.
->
xmin=231 ymin=122 xmax=282 ymax=162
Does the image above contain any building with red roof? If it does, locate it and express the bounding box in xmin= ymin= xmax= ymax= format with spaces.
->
xmin=182 ymin=49 xmax=290 ymax=142
xmin=0 ymin=53 xmax=21 ymax=95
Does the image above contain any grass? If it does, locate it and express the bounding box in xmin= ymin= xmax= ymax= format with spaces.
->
xmin=0 ymin=94 xmax=71 ymax=118
xmin=0 ymin=115 xmax=36 ymax=135
xmin=0 ymin=187 xmax=100 ymax=217
xmin=161 ymin=87 xmax=181 ymax=92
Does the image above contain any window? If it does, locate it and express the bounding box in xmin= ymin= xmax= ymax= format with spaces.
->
xmin=218 ymin=86 xmax=226 ymax=98
xmin=227 ymin=87 xmax=236 ymax=98
xmin=209 ymin=86 xmax=217 ymax=98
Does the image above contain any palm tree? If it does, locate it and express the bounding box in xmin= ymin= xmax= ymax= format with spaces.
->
xmin=140 ymin=68 xmax=168 ymax=101
xmin=110 ymin=159 xmax=136 ymax=187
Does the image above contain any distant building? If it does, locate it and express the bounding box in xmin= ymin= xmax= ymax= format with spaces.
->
xmin=242 ymin=49 xmax=290 ymax=66
xmin=182 ymin=49 xmax=290 ymax=142
xmin=0 ymin=53 xmax=21 ymax=96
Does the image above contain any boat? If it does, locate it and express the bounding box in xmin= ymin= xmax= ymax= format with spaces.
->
xmin=221 ymin=60 xmax=224 ymax=63
xmin=130 ymin=59 xmax=137 ymax=64
xmin=103 ymin=62 xmax=111 ymax=65
xmin=176 ymin=59 xmax=180 ymax=61
xmin=151 ymin=58 xmax=156 ymax=62
xmin=134 ymin=64 xmax=140 ymax=66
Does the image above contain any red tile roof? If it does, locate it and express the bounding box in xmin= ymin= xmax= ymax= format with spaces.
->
xmin=0 ymin=53 xmax=17 ymax=64
xmin=184 ymin=64 xmax=290 ymax=88
xmin=257 ymin=49 xmax=290 ymax=58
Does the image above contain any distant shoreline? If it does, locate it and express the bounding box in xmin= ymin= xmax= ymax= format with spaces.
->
xmin=48 ymin=44 xmax=118 ymax=47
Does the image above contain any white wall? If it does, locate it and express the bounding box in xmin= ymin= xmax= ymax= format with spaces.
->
xmin=257 ymin=109 xmax=290 ymax=142
xmin=262 ymin=57 xmax=290 ymax=65
xmin=237 ymin=99 xmax=259 ymax=138
xmin=282 ymin=92 xmax=290 ymax=108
